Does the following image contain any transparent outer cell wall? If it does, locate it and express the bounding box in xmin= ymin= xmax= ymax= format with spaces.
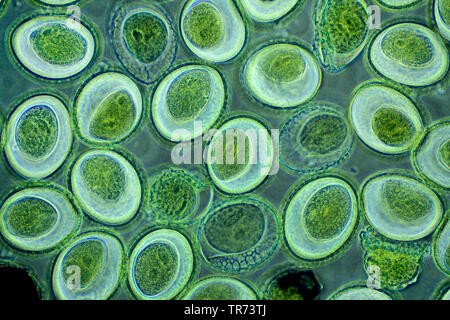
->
xmin=0 ymin=0 xmax=448 ymax=301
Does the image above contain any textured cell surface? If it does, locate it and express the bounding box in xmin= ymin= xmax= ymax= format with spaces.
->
xmin=182 ymin=277 xmax=257 ymax=300
xmin=199 ymin=197 xmax=279 ymax=272
xmin=350 ymin=82 xmax=424 ymax=155
xmin=152 ymin=64 xmax=225 ymax=142
xmin=75 ymin=72 xmax=143 ymax=145
xmin=368 ymin=22 xmax=448 ymax=87
xmin=70 ymin=150 xmax=141 ymax=225
xmin=238 ymin=0 xmax=300 ymax=23
xmin=147 ymin=167 xmax=213 ymax=224
xmin=280 ymin=103 xmax=353 ymax=173
xmin=128 ymin=229 xmax=194 ymax=300
xmin=52 ymin=231 xmax=125 ymax=300
xmin=0 ymin=186 xmax=81 ymax=252
xmin=206 ymin=116 xmax=274 ymax=194
xmin=361 ymin=172 xmax=443 ymax=241
xmin=263 ymin=269 xmax=321 ymax=300
xmin=313 ymin=0 xmax=369 ymax=72
xmin=4 ymin=95 xmax=72 ymax=179
xmin=111 ymin=2 xmax=176 ymax=84
xmin=10 ymin=14 xmax=96 ymax=79
xmin=360 ymin=227 xmax=430 ymax=290
xmin=412 ymin=120 xmax=450 ymax=189
xmin=181 ymin=0 xmax=246 ymax=62
xmin=283 ymin=176 xmax=358 ymax=262
xmin=243 ymin=43 xmax=321 ymax=108
xmin=432 ymin=211 xmax=449 ymax=275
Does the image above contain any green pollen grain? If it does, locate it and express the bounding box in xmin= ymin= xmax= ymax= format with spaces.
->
xmin=150 ymin=177 xmax=196 ymax=220
xmin=323 ymin=0 xmax=368 ymax=54
xmin=63 ymin=240 xmax=105 ymax=288
xmin=205 ymin=203 xmax=264 ymax=253
xmin=5 ymin=198 xmax=57 ymax=238
xmin=298 ymin=115 xmax=347 ymax=154
xmin=439 ymin=0 xmax=450 ymax=25
xmin=90 ymin=91 xmax=136 ymax=141
xmin=167 ymin=70 xmax=211 ymax=121
xmin=134 ymin=243 xmax=178 ymax=296
xmin=372 ymin=108 xmax=414 ymax=146
xmin=381 ymin=30 xmax=434 ymax=66
xmin=211 ymin=131 xmax=250 ymax=181
xmin=184 ymin=3 xmax=224 ymax=49
xmin=361 ymin=228 xmax=429 ymax=290
xmin=16 ymin=106 xmax=58 ymax=159
xmin=31 ymin=23 xmax=87 ymax=65
xmin=382 ymin=181 xmax=432 ymax=222
xmin=190 ymin=283 xmax=238 ymax=300
xmin=367 ymin=249 xmax=420 ymax=289
xmin=123 ymin=13 xmax=168 ymax=64
xmin=260 ymin=47 xmax=306 ymax=82
xmin=80 ymin=155 xmax=125 ymax=201
xmin=439 ymin=140 xmax=450 ymax=169
xmin=304 ymin=185 xmax=351 ymax=239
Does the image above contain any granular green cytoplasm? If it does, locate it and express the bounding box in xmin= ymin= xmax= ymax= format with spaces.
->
xmin=123 ymin=13 xmax=168 ymax=64
xmin=5 ymin=198 xmax=57 ymax=238
xmin=80 ymin=155 xmax=125 ymax=201
xmin=16 ymin=106 xmax=58 ymax=159
xmin=184 ymin=3 xmax=224 ymax=49
xmin=90 ymin=92 xmax=135 ymax=141
xmin=134 ymin=243 xmax=178 ymax=296
xmin=0 ymin=0 xmax=448 ymax=301
xmin=31 ymin=24 xmax=87 ymax=65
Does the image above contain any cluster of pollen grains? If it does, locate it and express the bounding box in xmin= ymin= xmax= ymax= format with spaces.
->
xmin=0 ymin=0 xmax=448 ymax=302
xmin=313 ymin=0 xmax=370 ymax=73
xmin=360 ymin=227 xmax=430 ymax=290
xmin=9 ymin=13 xmax=98 ymax=80
xmin=198 ymin=197 xmax=280 ymax=273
